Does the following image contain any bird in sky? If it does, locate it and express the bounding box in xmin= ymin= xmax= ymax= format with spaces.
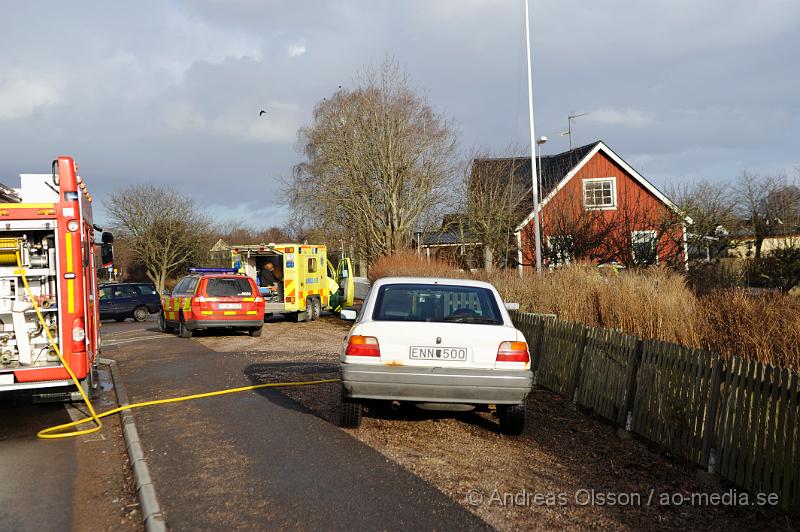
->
xmin=259 ymin=110 xmax=267 ymax=116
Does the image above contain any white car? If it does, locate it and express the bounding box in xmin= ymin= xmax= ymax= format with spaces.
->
xmin=339 ymin=277 xmax=533 ymax=435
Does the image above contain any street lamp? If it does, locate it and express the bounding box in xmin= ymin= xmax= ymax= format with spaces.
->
xmin=536 ymin=136 xmax=548 ymax=204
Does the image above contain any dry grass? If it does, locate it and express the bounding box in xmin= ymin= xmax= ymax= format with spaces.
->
xmin=698 ymin=289 xmax=800 ymax=370
xmin=369 ymin=251 xmax=800 ymax=371
xmin=368 ymin=250 xmax=462 ymax=282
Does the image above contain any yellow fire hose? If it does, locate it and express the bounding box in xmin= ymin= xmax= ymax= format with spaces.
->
xmin=15 ymin=252 xmax=339 ymax=440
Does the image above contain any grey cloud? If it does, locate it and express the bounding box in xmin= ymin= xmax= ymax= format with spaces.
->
xmin=0 ymin=0 xmax=797 ymax=227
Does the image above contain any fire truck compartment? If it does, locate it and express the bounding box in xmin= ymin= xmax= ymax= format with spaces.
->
xmin=0 ymin=226 xmax=61 ymax=373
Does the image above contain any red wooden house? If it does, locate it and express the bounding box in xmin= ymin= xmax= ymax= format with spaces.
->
xmin=470 ymin=141 xmax=690 ymax=270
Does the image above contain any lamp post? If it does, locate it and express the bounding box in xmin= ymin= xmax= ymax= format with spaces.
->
xmin=524 ymin=0 xmax=542 ymax=274
xmin=536 ymin=136 xmax=548 ymax=199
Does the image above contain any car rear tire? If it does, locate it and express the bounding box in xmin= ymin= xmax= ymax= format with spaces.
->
xmin=158 ymin=312 xmax=173 ymax=333
xmin=498 ymin=403 xmax=525 ymax=435
xmin=248 ymin=327 xmax=263 ymax=337
xmin=339 ymin=394 xmax=362 ymax=429
xmin=133 ymin=306 xmax=149 ymax=322
xmin=310 ymin=297 xmax=321 ymax=321
xmin=178 ymin=314 xmax=193 ymax=338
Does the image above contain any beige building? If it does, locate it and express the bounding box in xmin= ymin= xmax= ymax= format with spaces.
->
xmin=730 ymin=233 xmax=800 ymax=258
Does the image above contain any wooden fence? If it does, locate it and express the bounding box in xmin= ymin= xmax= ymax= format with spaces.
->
xmin=509 ymin=310 xmax=800 ymax=514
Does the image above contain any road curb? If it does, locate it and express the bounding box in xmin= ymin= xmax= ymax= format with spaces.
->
xmin=99 ymin=357 xmax=167 ymax=532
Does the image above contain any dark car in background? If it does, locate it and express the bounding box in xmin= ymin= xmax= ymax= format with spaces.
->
xmin=99 ymin=283 xmax=162 ymax=322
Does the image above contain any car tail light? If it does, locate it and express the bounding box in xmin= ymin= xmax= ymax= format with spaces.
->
xmin=72 ymin=317 xmax=86 ymax=352
xmin=345 ymin=335 xmax=380 ymax=357
xmin=285 ymin=296 xmax=294 ymax=303
xmin=497 ymin=341 xmax=529 ymax=363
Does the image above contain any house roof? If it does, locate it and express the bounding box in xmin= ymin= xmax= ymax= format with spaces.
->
xmin=471 ymin=142 xmax=600 ymax=225
xmin=472 ymin=140 xmax=689 ymax=232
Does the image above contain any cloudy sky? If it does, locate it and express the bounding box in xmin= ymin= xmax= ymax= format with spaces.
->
xmin=0 ymin=1 xmax=798 ymax=227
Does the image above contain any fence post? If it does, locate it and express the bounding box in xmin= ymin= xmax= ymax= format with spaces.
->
xmin=616 ymin=338 xmax=643 ymax=439
xmin=701 ymin=355 xmax=723 ymax=474
xmin=530 ymin=318 xmax=546 ymax=386
xmin=567 ymin=325 xmax=589 ymax=404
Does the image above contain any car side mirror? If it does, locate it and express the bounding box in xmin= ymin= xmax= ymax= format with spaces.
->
xmin=340 ymin=309 xmax=357 ymax=321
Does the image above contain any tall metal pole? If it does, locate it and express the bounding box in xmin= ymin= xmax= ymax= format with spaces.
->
xmin=524 ymin=0 xmax=542 ymax=273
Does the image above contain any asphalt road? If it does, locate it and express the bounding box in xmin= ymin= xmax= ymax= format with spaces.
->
xmin=0 ymin=319 xmax=142 ymax=532
xmin=106 ymin=317 xmax=489 ymax=530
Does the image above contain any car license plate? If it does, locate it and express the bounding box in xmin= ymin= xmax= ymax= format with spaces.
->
xmin=409 ymin=346 xmax=467 ymax=361
xmin=0 ymin=373 xmax=13 ymax=386
xmin=218 ymin=303 xmax=242 ymax=310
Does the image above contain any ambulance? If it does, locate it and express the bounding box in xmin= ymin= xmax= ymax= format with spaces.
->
xmin=227 ymin=243 xmax=354 ymax=321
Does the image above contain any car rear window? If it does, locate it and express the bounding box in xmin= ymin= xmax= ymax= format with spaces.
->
xmin=372 ymin=283 xmax=503 ymax=325
xmin=204 ymin=277 xmax=254 ymax=297
xmin=136 ymin=284 xmax=157 ymax=295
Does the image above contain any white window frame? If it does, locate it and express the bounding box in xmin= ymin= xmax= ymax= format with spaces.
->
xmin=582 ymin=177 xmax=617 ymax=210
xmin=631 ymin=230 xmax=658 ymax=265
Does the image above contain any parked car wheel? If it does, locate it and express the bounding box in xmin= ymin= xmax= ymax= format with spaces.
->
xmin=339 ymin=394 xmax=362 ymax=429
xmin=132 ymin=305 xmax=149 ymax=322
xmin=248 ymin=327 xmax=263 ymax=337
xmin=178 ymin=313 xmax=193 ymax=338
xmin=158 ymin=311 xmax=173 ymax=333
xmin=498 ymin=403 xmax=526 ymax=435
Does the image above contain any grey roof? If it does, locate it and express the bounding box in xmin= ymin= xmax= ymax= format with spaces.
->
xmin=418 ymin=229 xmax=481 ymax=246
xmin=471 ymin=141 xmax=600 ymax=223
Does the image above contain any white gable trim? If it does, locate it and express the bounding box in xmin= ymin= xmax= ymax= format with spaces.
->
xmin=515 ymin=141 xmax=692 ymax=231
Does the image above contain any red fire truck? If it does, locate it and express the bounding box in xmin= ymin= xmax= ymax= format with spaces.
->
xmin=0 ymin=156 xmax=109 ymax=399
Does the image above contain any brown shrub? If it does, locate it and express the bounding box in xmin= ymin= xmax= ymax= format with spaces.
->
xmin=698 ymin=289 xmax=800 ymax=370
xmin=369 ymin=254 xmax=700 ymax=346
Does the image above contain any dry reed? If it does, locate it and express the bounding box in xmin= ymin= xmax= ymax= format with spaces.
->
xmin=369 ymin=251 xmax=800 ymax=371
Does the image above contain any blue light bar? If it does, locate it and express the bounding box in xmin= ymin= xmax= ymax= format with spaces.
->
xmin=187 ymin=267 xmax=238 ymax=274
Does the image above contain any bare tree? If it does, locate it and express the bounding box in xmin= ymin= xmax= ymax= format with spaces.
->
xmin=735 ymin=171 xmax=800 ymax=257
xmin=521 ymin=186 xmax=685 ymax=269
xmin=105 ymin=184 xmax=211 ymax=292
xmin=458 ymin=151 xmax=529 ymax=270
xmin=668 ymin=180 xmax=736 ymax=230
xmin=534 ymin=187 xmax=615 ymax=266
xmin=212 ymin=220 xmax=291 ymax=246
xmin=288 ymin=59 xmax=458 ymax=267
xmin=598 ymin=192 xmax=686 ymax=268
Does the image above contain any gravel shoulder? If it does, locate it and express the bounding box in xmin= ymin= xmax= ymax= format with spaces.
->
xmin=198 ymin=314 xmax=795 ymax=531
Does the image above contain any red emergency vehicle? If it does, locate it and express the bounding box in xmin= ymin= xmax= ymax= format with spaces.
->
xmin=0 ymin=157 xmax=108 ymax=399
xmin=159 ymin=269 xmax=265 ymax=338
